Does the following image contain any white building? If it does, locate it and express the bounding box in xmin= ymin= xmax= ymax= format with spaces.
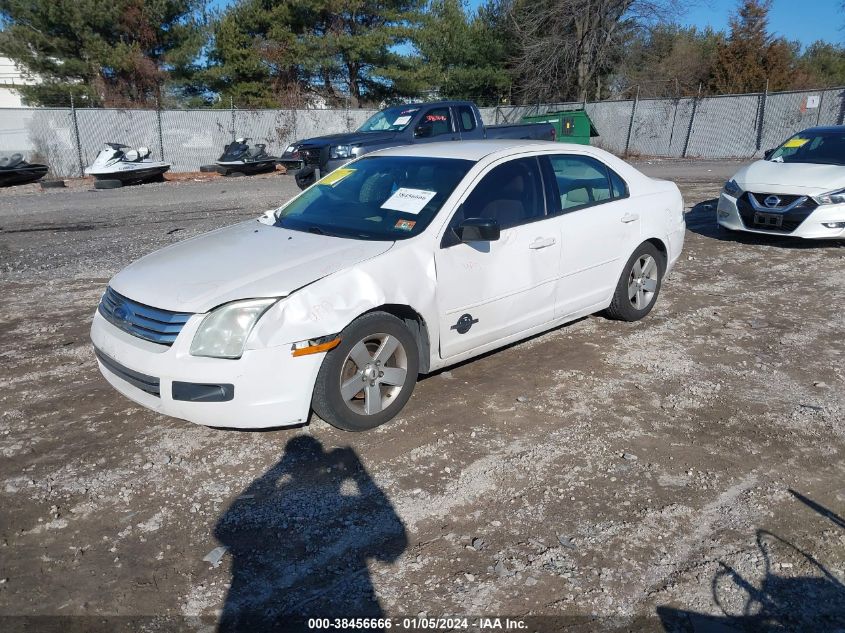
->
xmin=0 ymin=56 xmax=38 ymax=107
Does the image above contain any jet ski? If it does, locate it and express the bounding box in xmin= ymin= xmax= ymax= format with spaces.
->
xmin=85 ymin=143 xmax=170 ymax=185
xmin=0 ymin=154 xmax=48 ymax=187
xmin=215 ymin=138 xmax=278 ymax=176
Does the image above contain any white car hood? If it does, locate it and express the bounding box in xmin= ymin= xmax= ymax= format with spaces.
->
xmin=110 ymin=220 xmax=393 ymax=313
xmin=734 ymin=160 xmax=845 ymax=195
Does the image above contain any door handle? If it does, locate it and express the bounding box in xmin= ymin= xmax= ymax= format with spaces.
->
xmin=529 ymin=237 xmax=557 ymax=249
xmin=621 ymin=213 xmax=640 ymax=223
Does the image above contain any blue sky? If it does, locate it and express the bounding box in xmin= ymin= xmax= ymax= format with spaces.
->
xmin=679 ymin=0 xmax=843 ymax=47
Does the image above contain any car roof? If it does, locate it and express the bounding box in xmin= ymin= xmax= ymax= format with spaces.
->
xmin=369 ymin=140 xmax=585 ymax=162
xmin=799 ymin=125 xmax=845 ymax=135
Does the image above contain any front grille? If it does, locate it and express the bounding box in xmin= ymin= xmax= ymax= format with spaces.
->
xmin=298 ymin=147 xmax=324 ymax=167
xmin=736 ymin=192 xmax=817 ymax=233
xmin=98 ymin=286 xmax=192 ymax=346
xmin=94 ymin=348 xmax=160 ymax=397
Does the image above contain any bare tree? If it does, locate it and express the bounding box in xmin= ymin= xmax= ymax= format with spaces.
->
xmin=511 ymin=0 xmax=677 ymax=103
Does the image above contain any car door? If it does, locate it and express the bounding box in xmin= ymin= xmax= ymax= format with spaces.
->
xmin=540 ymin=154 xmax=639 ymax=317
xmin=412 ymin=106 xmax=459 ymax=142
xmin=434 ymin=156 xmax=561 ymax=359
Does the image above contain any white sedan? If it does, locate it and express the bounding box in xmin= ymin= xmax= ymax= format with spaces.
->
xmin=717 ymin=126 xmax=845 ymax=239
xmin=91 ymin=140 xmax=685 ymax=431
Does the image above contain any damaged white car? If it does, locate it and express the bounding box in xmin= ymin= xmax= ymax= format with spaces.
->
xmin=91 ymin=140 xmax=685 ymax=431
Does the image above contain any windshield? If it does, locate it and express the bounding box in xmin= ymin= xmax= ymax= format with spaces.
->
xmin=358 ymin=106 xmax=421 ymax=132
xmin=769 ymin=131 xmax=845 ymax=166
xmin=274 ymin=156 xmax=474 ymax=240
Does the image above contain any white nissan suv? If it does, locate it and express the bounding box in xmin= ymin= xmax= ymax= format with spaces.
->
xmin=91 ymin=140 xmax=685 ymax=432
xmin=718 ymin=126 xmax=845 ymax=239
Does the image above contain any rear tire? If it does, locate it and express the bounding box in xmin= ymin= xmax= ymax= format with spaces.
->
xmin=312 ymin=312 xmax=419 ymax=432
xmin=93 ymin=179 xmax=123 ymax=189
xmin=605 ymin=242 xmax=665 ymax=322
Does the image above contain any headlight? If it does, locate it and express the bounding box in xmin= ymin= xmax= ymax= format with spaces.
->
xmin=190 ymin=298 xmax=277 ymax=359
xmin=723 ymin=179 xmax=743 ymax=198
xmin=814 ymin=187 xmax=845 ymax=205
xmin=329 ymin=145 xmax=353 ymax=159
xmin=285 ymin=145 xmax=295 ymax=154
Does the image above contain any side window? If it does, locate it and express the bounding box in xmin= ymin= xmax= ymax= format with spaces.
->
xmin=608 ymin=168 xmax=628 ymax=199
xmin=452 ymin=158 xmax=545 ymax=231
xmin=547 ymin=155 xmax=622 ymax=211
xmin=457 ymin=106 xmax=476 ymax=132
xmin=415 ymin=107 xmax=453 ymax=138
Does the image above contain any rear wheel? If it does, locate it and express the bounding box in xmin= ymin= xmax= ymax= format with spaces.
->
xmin=312 ymin=312 xmax=419 ymax=432
xmin=605 ymin=242 xmax=665 ymax=321
xmin=93 ymin=179 xmax=123 ymax=189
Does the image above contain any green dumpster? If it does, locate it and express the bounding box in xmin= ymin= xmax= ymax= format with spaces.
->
xmin=522 ymin=109 xmax=598 ymax=145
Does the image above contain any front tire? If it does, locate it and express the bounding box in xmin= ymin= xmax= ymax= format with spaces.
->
xmin=605 ymin=242 xmax=665 ymax=321
xmin=312 ymin=312 xmax=419 ymax=432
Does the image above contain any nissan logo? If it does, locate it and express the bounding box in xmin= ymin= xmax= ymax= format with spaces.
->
xmin=113 ymin=305 xmax=131 ymax=322
xmin=764 ymin=195 xmax=781 ymax=208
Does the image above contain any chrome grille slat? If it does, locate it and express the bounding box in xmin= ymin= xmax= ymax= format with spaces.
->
xmin=98 ymin=287 xmax=193 ymax=346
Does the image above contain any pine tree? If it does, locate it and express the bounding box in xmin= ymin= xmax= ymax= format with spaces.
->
xmin=0 ymin=0 xmax=205 ymax=107
xmin=711 ymin=0 xmax=796 ymax=93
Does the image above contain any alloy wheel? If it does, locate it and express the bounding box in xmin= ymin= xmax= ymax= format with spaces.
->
xmin=339 ymin=333 xmax=408 ymax=415
xmin=628 ymin=254 xmax=659 ymax=310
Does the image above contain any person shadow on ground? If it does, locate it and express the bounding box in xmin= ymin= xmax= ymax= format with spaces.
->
xmin=657 ymin=491 xmax=845 ymax=631
xmin=214 ymin=435 xmax=408 ymax=632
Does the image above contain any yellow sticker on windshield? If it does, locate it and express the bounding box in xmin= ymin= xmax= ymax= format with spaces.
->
xmin=319 ymin=168 xmax=355 ymax=186
xmin=783 ymin=138 xmax=809 ymax=148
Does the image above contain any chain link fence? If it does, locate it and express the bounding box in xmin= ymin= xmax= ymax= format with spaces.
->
xmin=482 ymin=85 xmax=845 ymax=159
xmin=2 ymin=86 xmax=843 ymax=178
xmin=0 ymin=106 xmax=376 ymax=178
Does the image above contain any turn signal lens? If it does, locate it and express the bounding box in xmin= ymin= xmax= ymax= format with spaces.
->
xmin=291 ymin=336 xmax=341 ymax=357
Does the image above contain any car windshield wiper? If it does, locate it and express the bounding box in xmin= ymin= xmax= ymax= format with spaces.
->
xmin=307 ymin=226 xmax=326 ymax=235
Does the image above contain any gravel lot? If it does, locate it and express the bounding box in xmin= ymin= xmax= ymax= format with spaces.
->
xmin=1 ymin=161 xmax=844 ymax=632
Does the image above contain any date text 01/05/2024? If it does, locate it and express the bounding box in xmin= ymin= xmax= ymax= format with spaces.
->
xmin=306 ymin=617 xmax=528 ymax=629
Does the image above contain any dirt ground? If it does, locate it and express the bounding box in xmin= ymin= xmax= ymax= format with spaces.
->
xmin=0 ymin=161 xmax=843 ymax=632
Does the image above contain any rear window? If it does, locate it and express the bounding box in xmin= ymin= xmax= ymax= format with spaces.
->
xmin=458 ymin=106 xmax=476 ymax=132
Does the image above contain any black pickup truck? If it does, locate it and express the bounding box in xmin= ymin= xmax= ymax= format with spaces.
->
xmin=284 ymin=100 xmax=556 ymax=189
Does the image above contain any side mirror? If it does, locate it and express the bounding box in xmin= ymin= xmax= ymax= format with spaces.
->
xmin=414 ymin=123 xmax=433 ymax=139
xmin=764 ymin=148 xmax=776 ymax=160
xmin=456 ymin=217 xmax=500 ymax=242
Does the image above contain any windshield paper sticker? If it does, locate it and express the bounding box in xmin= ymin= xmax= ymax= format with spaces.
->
xmin=395 ymin=219 xmax=416 ymax=231
xmin=783 ymin=138 xmax=809 ymax=148
xmin=319 ymin=168 xmax=355 ymax=186
xmin=393 ymin=115 xmax=412 ymax=126
xmin=381 ymin=188 xmax=437 ymax=214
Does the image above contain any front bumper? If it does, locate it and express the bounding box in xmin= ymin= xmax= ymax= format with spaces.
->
xmin=716 ymin=193 xmax=845 ymax=239
xmin=90 ymin=311 xmax=323 ymax=429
